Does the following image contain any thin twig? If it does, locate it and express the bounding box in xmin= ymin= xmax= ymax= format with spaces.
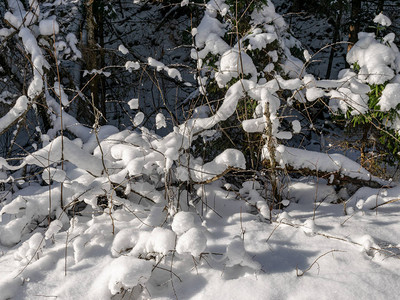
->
xmin=296 ymin=249 xmax=344 ymax=277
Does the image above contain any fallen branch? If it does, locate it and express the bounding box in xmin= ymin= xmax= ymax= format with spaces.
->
xmin=283 ymin=164 xmax=388 ymax=189
xmin=263 ymin=146 xmax=391 ymax=189
xmin=369 ymin=198 xmax=400 ymax=210
xmin=276 ymin=220 xmax=400 ymax=259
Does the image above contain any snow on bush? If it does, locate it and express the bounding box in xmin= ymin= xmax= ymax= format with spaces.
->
xmin=1 ymin=1 xmax=400 ymax=299
xmin=176 ymin=227 xmax=207 ymax=256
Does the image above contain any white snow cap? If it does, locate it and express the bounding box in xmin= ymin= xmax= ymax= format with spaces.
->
xmin=215 ymin=49 xmax=257 ymax=88
xmin=125 ymin=61 xmax=140 ymax=72
xmin=303 ymin=50 xmax=311 ymax=62
xmin=176 ymin=227 xmax=207 ymax=256
xmin=155 ymin=112 xmax=167 ymax=129
xmin=39 ymin=19 xmax=59 ymax=36
xmin=128 ymin=98 xmax=139 ymax=110
xmin=373 ymin=13 xmax=392 ymax=27
xmin=347 ymin=35 xmax=397 ymax=85
xmin=133 ymin=112 xmax=144 ymax=127
xmin=171 ymin=211 xmax=195 ymax=235
xmin=118 ymin=44 xmax=129 ymax=55
xmin=379 ymin=83 xmax=400 ymax=111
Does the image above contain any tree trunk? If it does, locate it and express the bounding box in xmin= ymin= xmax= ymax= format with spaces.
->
xmin=326 ymin=11 xmax=342 ymax=79
xmin=78 ymin=0 xmax=106 ymax=125
xmin=348 ymin=0 xmax=362 ymax=53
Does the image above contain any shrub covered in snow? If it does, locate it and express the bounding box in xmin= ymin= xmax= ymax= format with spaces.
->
xmin=0 ymin=1 xmax=399 ymax=299
xmin=328 ymin=17 xmax=400 ymax=165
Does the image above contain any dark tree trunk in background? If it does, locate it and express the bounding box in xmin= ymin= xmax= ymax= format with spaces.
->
xmin=326 ymin=10 xmax=343 ymax=79
xmin=348 ymin=0 xmax=362 ymax=53
xmin=78 ymin=0 xmax=106 ymax=125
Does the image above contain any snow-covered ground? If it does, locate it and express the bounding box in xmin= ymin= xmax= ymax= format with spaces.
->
xmin=1 ymin=180 xmax=400 ymax=299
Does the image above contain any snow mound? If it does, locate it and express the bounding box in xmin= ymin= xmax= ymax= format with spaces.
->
xmin=107 ymin=256 xmax=152 ymax=295
xmin=171 ymin=211 xmax=196 ymax=235
xmin=225 ymin=237 xmax=261 ymax=270
xmin=176 ymin=227 xmax=207 ymax=256
xmin=145 ymin=227 xmax=176 ymax=255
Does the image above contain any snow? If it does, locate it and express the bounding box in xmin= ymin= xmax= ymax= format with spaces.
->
xmin=125 ymin=61 xmax=140 ymax=72
xmin=292 ymin=120 xmax=301 ymax=133
xmin=347 ymin=34 xmax=397 ymax=85
xmin=128 ymin=98 xmax=139 ymax=109
xmin=44 ymin=220 xmax=63 ymax=240
xmin=264 ymin=145 xmax=387 ymax=185
xmin=176 ymin=227 xmax=207 ymax=256
xmin=379 ymin=83 xmax=400 ymax=111
xmin=39 ymin=19 xmax=59 ymax=36
xmin=2 ymin=2 xmax=400 ymax=300
xmin=225 ymin=236 xmax=261 ymax=270
xmin=306 ymin=87 xmax=325 ymax=101
xmin=25 ymin=136 xmax=107 ymax=176
xmin=0 ymin=96 xmax=29 ymax=133
xmin=303 ymin=50 xmax=311 ymax=62
xmin=66 ymin=33 xmax=82 ymax=59
xmin=191 ymin=149 xmax=246 ymax=182
xmin=18 ymin=27 xmax=49 ymax=98
xmin=106 ymin=256 xmax=152 ymax=296
xmin=118 ymin=44 xmax=129 ymax=55
xmin=155 ymin=112 xmax=167 ymax=129
xmin=215 ymin=49 xmax=258 ymax=88
xmin=246 ymin=29 xmax=277 ymax=51
xmin=133 ymin=112 xmax=144 ymax=126
xmin=1 ymin=129 xmax=400 ymax=300
xmin=171 ymin=211 xmax=196 ymax=235
xmin=145 ymin=227 xmax=176 ymax=255
xmin=373 ymin=12 xmax=392 ymax=27
xmin=42 ymin=167 xmax=66 ymax=184
xmin=148 ymin=57 xmax=183 ymax=81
